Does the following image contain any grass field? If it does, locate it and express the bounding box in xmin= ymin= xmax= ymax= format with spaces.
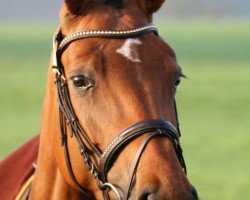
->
xmin=0 ymin=21 xmax=250 ymax=200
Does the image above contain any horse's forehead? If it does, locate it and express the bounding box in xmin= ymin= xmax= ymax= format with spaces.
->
xmin=116 ymin=38 xmax=143 ymax=63
xmin=63 ymin=36 xmax=175 ymax=75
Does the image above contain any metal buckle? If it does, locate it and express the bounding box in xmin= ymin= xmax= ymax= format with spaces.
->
xmin=102 ymin=183 xmax=122 ymax=200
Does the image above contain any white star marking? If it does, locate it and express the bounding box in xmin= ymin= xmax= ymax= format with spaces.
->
xmin=116 ymin=39 xmax=142 ymax=63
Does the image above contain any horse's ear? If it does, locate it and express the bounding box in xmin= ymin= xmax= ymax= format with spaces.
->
xmin=136 ymin=0 xmax=165 ymax=15
xmin=65 ymin=0 xmax=90 ymax=15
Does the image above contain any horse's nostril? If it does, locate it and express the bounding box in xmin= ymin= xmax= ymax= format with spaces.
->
xmin=138 ymin=192 xmax=158 ymax=200
xmin=138 ymin=193 xmax=150 ymax=200
xmin=138 ymin=188 xmax=198 ymax=200
xmin=192 ymin=187 xmax=199 ymax=200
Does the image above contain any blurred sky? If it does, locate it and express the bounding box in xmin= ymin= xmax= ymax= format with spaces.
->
xmin=0 ymin=0 xmax=250 ymax=22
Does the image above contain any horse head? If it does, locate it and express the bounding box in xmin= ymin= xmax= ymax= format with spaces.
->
xmin=31 ymin=1 xmax=198 ymax=199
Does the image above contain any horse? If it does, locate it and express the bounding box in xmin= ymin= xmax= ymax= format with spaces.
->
xmin=0 ymin=0 xmax=198 ymax=199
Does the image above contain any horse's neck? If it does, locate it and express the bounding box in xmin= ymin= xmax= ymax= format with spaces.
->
xmin=29 ymin=72 xmax=85 ymax=199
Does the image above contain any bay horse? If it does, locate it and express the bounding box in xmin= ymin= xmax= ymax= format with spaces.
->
xmin=0 ymin=0 xmax=198 ymax=199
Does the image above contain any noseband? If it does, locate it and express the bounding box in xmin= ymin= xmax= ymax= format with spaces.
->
xmin=52 ymin=24 xmax=186 ymax=199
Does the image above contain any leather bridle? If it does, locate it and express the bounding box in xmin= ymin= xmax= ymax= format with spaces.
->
xmin=51 ymin=24 xmax=186 ymax=200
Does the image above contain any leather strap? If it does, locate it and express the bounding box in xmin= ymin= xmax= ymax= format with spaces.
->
xmin=58 ymin=24 xmax=158 ymax=52
xmin=124 ymin=131 xmax=161 ymax=199
xmin=100 ymin=120 xmax=179 ymax=177
xmin=15 ymin=175 xmax=34 ymax=200
xmin=63 ymin=133 xmax=94 ymax=198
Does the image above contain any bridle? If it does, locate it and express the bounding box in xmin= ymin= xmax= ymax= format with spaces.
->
xmin=51 ymin=24 xmax=186 ymax=200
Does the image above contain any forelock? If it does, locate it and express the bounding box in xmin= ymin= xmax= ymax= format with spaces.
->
xmin=103 ymin=0 xmax=123 ymax=7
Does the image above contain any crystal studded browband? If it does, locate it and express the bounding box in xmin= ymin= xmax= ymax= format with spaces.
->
xmin=58 ymin=24 xmax=158 ymax=51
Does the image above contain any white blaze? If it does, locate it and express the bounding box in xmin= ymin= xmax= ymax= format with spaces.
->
xmin=116 ymin=39 xmax=142 ymax=63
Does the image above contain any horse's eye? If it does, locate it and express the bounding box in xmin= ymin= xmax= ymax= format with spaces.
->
xmin=173 ymin=77 xmax=181 ymax=93
xmin=72 ymin=76 xmax=95 ymax=90
xmin=175 ymin=77 xmax=181 ymax=87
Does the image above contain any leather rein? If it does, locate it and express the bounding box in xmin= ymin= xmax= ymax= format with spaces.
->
xmin=51 ymin=24 xmax=186 ymax=200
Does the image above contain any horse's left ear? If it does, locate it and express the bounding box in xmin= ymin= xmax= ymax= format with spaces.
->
xmin=136 ymin=0 xmax=165 ymax=19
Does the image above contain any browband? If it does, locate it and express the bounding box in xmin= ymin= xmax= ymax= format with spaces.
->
xmin=57 ymin=24 xmax=158 ymax=52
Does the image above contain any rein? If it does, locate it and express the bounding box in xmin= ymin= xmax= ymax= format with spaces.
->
xmin=51 ymin=24 xmax=186 ymax=200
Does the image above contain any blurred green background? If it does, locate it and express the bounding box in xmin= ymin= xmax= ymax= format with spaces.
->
xmin=1 ymin=1 xmax=250 ymax=200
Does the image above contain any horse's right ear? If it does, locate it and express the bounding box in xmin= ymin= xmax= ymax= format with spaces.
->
xmin=136 ymin=0 xmax=165 ymax=19
xmin=65 ymin=0 xmax=89 ymax=15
